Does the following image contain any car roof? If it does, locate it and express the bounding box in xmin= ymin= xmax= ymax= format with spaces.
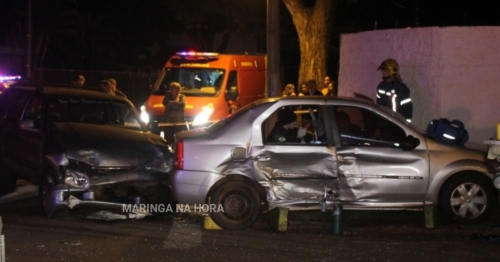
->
xmin=281 ymin=95 xmax=372 ymax=102
xmin=205 ymin=95 xmax=379 ymax=134
xmin=251 ymin=95 xmax=377 ymax=108
xmin=8 ymin=83 xmax=127 ymax=101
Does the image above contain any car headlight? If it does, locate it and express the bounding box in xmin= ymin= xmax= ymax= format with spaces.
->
xmin=64 ymin=169 xmax=90 ymax=189
xmin=145 ymin=159 xmax=172 ymax=173
xmin=192 ymin=103 xmax=214 ymax=126
xmin=140 ymin=105 xmax=150 ymax=124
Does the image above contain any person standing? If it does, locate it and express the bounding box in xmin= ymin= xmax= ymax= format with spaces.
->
xmin=376 ymin=58 xmax=413 ymax=122
xmin=100 ymin=79 xmax=115 ymax=95
xmin=72 ymin=75 xmax=85 ymax=88
xmin=282 ymin=83 xmax=297 ymax=97
xmin=323 ymin=76 xmax=331 ymax=89
xmin=304 ymin=79 xmax=323 ymax=96
xmin=321 ymin=80 xmax=335 ymax=96
xmin=162 ymin=82 xmax=186 ymax=123
xmin=298 ymin=81 xmax=308 ymax=96
xmin=108 ymin=78 xmax=127 ymax=98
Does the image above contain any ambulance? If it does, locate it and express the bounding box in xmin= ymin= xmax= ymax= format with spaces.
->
xmin=142 ymin=51 xmax=267 ymax=138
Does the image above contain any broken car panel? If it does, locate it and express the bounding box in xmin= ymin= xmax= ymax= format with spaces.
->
xmin=0 ymin=85 xmax=173 ymax=217
xmin=170 ymin=96 xmax=498 ymax=230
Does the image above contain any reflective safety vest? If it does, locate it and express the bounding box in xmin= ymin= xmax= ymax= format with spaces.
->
xmin=376 ymin=79 xmax=413 ymax=122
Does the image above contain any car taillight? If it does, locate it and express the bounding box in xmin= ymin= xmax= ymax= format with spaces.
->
xmin=174 ymin=139 xmax=184 ymax=170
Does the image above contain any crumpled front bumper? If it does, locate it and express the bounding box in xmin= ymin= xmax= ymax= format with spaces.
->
xmin=44 ymin=186 xmax=127 ymax=216
xmin=43 ymin=171 xmax=168 ymax=217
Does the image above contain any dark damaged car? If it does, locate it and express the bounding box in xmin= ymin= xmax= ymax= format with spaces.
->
xmin=0 ymin=84 xmax=173 ymax=217
xmin=171 ymin=96 xmax=499 ymax=230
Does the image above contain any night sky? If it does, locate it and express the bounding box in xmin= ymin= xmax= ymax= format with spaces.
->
xmin=1 ymin=0 xmax=500 ymax=75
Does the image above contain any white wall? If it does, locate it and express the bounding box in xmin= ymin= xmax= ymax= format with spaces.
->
xmin=338 ymin=26 xmax=500 ymax=143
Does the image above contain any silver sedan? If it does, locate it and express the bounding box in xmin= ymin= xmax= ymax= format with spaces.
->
xmin=170 ymin=96 xmax=498 ymax=229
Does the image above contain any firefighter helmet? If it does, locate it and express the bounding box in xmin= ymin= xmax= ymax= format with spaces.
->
xmin=378 ymin=58 xmax=399 ymax=77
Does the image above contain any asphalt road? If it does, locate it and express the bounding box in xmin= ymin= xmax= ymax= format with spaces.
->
xmin=1 ymin=196 xmax=500 ymax=262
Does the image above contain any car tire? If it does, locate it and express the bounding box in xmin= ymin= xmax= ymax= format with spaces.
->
xmin=39 ymin=168 xmax=56 ymax=217
xmin=439 ymin=174 xmax=496 ymax=223
xmin=209 ymin=181 xmax=261 ymax=230
xmin=0 ymin=161 xmax=17 ymax=196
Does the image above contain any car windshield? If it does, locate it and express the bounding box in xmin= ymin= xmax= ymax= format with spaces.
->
xmin=152 ymin=68 xmax=225 ymax=97
xmin=46 ymin=98 xmax=144 ymax=131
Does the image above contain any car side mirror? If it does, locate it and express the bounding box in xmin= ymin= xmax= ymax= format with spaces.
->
xmin=148 ymin=120 xmax=160 ymax=134
xmin=400 ymin=135 xmax=420 ymax=151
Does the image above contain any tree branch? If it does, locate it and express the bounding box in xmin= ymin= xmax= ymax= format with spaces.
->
xmin=282 ymin=0 xmax=307 ymax=31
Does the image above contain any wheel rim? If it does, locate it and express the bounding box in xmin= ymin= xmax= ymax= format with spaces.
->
xmin=221 ymin=191 xmax=250 ymax=219
xmin=450 ymin=182 xmax=487 ymax=219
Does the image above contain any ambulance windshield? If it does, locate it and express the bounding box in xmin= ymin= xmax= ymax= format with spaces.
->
xmin=153 ymin=68 xmax=225 ymax=97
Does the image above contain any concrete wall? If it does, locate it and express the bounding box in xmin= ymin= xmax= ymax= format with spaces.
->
xmin=338 ymin=26 xmax=500 ymax=143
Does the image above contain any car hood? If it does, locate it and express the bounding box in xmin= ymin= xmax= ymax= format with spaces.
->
xmin=54 ymin=122 xmax=171 ymax=168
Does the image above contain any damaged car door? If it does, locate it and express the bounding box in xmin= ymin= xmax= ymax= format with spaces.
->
xmin=252 ymin=104 xmax=339 ymax=209
xmin=330 ymin=104 xmax=429 ymax=206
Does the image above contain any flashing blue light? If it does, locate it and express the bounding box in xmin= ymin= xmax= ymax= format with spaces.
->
xmin=0 ymin=75 xmax=21 ymax=82
xmin=176 ymin=52 xmax=219 ymax=57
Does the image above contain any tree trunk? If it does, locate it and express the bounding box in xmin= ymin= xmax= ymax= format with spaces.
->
xmin=282 ymin=0 xmax=334 ymax=88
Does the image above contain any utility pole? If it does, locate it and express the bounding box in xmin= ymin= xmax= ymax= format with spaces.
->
xmin=267 ymin=0 xmax=280 ymax=97
xmin=415 ymin=0 xmax=420 ymax=27
xmin=26 ymin=0 xmax=32 ymax=79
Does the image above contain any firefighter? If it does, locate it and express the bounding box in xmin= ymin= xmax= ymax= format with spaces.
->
xmin=376 ymin=58 xmax=413 ymax=122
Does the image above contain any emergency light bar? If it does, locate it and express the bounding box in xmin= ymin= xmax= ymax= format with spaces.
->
xmin=176 ymin=52 xmax=219 ymax=57
xmin=0 ymin=75 xmax=21 ymax=82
